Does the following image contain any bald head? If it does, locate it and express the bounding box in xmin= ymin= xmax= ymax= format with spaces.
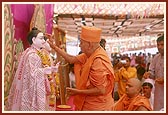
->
xmin=126 ymin=78 xmax=142 ymax=98
xmin=129 ymin=78 xmax=142 ymax=89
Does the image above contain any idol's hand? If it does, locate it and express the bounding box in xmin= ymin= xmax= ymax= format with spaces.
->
xmin=51 ymin=62 xmax=60 ymax=72
xmin=43 ymin=66 xmax=52 ymax=74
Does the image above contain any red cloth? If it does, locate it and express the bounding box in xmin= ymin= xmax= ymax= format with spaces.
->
xmin=56 ymin=96 xmax=75 ymax=111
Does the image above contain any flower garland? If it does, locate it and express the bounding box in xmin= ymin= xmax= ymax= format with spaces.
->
xmin=37 ymin=49 xmax=56 ymax=108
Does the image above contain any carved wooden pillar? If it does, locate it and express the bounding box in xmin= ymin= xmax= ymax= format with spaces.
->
xmin=53 ymin=26 xmax=70 ymax=105
xmin=4 ymin=4 xmax=24 ymax=110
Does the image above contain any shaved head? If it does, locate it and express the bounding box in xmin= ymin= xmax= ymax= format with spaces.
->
xmin=126 ymin=78 xmax=142 ymax=98
xmin=129 ymin=78 xmax=142 ymax=89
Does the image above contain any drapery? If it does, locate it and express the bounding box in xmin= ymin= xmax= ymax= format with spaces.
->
xmin=11 ymin=4 xmax=54 ymax=50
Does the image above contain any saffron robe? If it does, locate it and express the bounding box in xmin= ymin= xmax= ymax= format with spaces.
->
xmin=74 ymin=47 xmax=115 ymax=111
xmin=114 ymin=66 xmax=137 ymax=98
xmin=113 ymin=94 xmax=152 ymax=111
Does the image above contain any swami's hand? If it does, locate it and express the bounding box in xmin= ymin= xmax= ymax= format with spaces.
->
xmin=66 ymin=87 xmax=80 ymax=96
xmin=45 ymin=33 xmax=53 ymax=40
xmin=44 ymin=33 xmax=56 ymax=49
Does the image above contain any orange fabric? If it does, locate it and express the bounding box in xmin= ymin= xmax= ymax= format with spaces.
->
xmin=80 ymin=26 xmax=102 ymax=42
xmin=113 ymin=94 xmax=152 ymax=111
xmin=74 ymin=47 xmax=115 ymax=110
xmin=114 ymin=67 xmax=137 ymax=98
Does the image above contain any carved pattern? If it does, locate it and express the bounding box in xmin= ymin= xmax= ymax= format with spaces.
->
xmin=30 ymin=4 xmax=46 ymax=33
xmin=4 ymin=4 xmax=24 ymax=110
xmin=4 ymin=4 xmax=14 ymax=99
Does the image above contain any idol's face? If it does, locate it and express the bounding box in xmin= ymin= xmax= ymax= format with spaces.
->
xmin=32 ymin=32 xmax=46 ymax=49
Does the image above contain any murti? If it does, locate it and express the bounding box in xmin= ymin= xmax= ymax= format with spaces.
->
xmin=37 ymin=49 xmax=56 ymax=108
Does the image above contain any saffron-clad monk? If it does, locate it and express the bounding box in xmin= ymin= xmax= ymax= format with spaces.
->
xmin=113 ymin=78 xmax=152 ymax=111
xmin=47 ymin=26 xmax=115 ymax=111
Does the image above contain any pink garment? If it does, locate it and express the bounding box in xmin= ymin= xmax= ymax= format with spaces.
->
xmin=11 ymin=4 xmax=34 ymax=49
xmin=149 ymin=53 xmax=164 ymax=111
xmin=7 ymin=46 xmax=49 ymax=111
xmin=11 ymin=4 xmax=54 ymax=50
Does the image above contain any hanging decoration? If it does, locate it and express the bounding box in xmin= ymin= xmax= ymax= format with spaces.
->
xmin=30 ymin=4 xmax=46 ymax=33
xmin=106 ymin=35 xmax=157 ymax=53
xmin=54 ymin=3 xmax=164 ymax=19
